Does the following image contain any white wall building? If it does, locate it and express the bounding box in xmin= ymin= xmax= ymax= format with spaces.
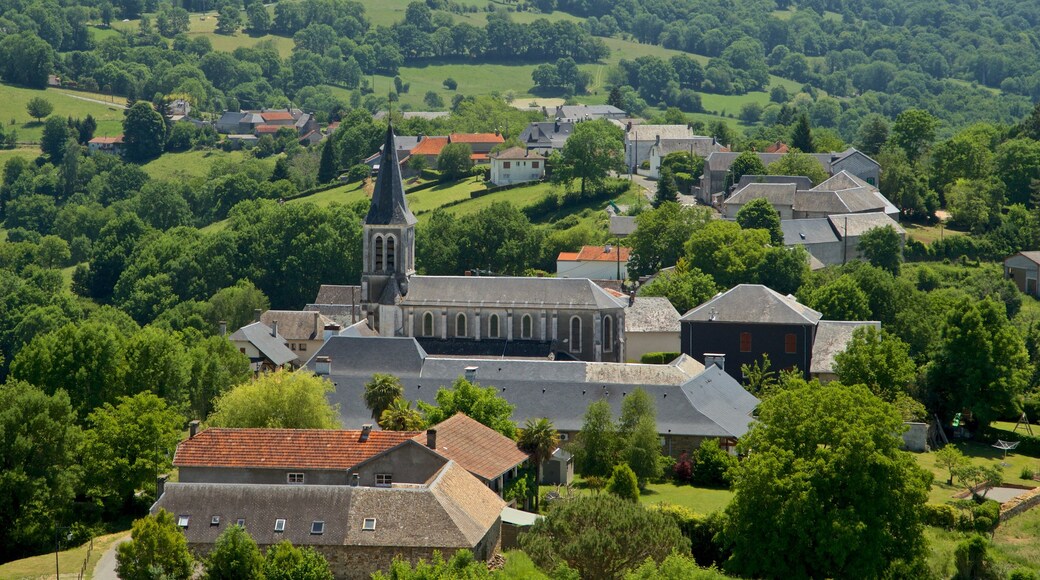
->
xmin=557 ymin=245 xmax=630 ymax=280
xmin=489 ymin=147 xmax=545 ymax=186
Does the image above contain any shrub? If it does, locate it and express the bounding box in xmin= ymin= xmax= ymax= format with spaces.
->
xmin=1010 ymin=569 xmax=1040 ymax=580
xmin=345 ymin=164 xmax=369 ymax=183
xmin=921 ymin=503 xmax=958 ymax=529
xmin=657 ymin=454 xmax=676 ymax=482
xmin=1021 ymin=466 xmax=1035 ymax=480
xmin=953 ymin=535 xmax=999 ymax=580
xmin=640 ymin=352 xmax=681 ymax=365
xmin=691 ymin=439 xmax=736 ymax=487
xmin=654 ymin=504 xmax=731 ymax=568
xmin=606 ymin=463 xmax=639 ymax=501
xmin=672 ymin=452 xmax=693 ymax=483
xmin=583 ymin=475 xmax=606 ymax=491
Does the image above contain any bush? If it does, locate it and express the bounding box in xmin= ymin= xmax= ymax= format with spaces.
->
xmin=345 ymin=164 xmax=369 ymax=183
xmin=1021 ymin=466 xmax=1035 ymax=480
xmin=954 ymin=535 xmax=999 ymax=580
xmin=1010 ymin=569 xmax=1040 ymax=580
xmin=640 ymin=352 xmax=681 ymax=365
xmin=654 ymin=504 xmax=731 ymax=568
xmin=606 ymin=463 xmax=639 ymax=501
xmin=921 ymin=503 xmax=958 ymax=529
xmin=691 ymin=439 xmax=736 ymax=487
xmin=672 ymin=452 xmax=693 ymax=484
xmin=583 ymin=475 xmax=606 ymax=491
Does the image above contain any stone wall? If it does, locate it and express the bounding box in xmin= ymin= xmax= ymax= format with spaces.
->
xmin=901 ymin=422 xmax=929 ymax=453
xmin=999 ymin=486 xmax=1040 ymax=523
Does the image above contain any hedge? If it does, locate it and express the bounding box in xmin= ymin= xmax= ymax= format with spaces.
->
xmin=978 ymin=425 xmax=1040 ymax=457
xmin=653 ymin=505 xmax=730 ymax=568
xmin=641 ymin=352 xmax=681 ymax=365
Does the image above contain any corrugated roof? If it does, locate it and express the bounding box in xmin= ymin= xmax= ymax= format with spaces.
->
xmin=681 ymin=284 xmax=822 ymax=325
xmin=414 ymin=414 xmax=529 ymax=481
xmin=173 ymin=428 xmax=419 ymax=470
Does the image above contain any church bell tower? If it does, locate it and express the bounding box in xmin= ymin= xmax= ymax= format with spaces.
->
xmin=361 ymin=123 xmax=417 ymax=336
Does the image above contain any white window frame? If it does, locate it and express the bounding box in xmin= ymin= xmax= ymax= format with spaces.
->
xmin=210 ymin=516 xmax=220 ymax=526
xmin=274 ymin=519 xmax=286 ymax=532
xmin=362 ymin=518 xmax=376 ymax=531
xmin=177 ymin=515 xmax=189 ymax=528
xmin=311 ymin=521 xmax=325 ymax=535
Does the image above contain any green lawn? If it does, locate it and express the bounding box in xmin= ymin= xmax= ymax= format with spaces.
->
xmin=904 ymin=222 xmax=967 ymax=245
xmin=287 ymin=181 xmax=369 ymax=208
xmin=109 ymin=14 xmax=296 ymax=57
xmin=913 ymin=441 xmax=1039 ymax=505
xmin=639 ymin=481 xmax=734 ymax=514
xmin=140 ymin=149 xmax=273 ymax=181
xmin=0 ymin=530 xmax=129 ymax=580
xmin=0 ymin=83 xmax=126 ymax=144
xmin=0 ymin=147 xmax=40 ymax=165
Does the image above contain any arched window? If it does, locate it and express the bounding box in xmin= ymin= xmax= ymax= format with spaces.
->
xmin=521 ymin=314 xmax=533 ymax=339
xmin=374 ymin=235 xmax=384 ymax=271
xmin=569 ymin=316 xmax=581 ymax=353
xmin=489 ymin=314 xmax=500 ymax=338
xmin=386 ymin=236 xmax=396 ymax=272
xmin=422 ymin=312 xmax=434 ymax=337
xmin=456 ymin=313 xmax=467 ymax=337
xmin=603 ymin=315 xmax=613 ymax=352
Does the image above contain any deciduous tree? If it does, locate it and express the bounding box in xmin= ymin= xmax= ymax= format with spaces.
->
xmin=205 ymin=525 xmax=265 ymax=580
xmin=208 ymin=369 xmax=342 ymax=429
xmin=264 ymin=541 xmax=334 ymax=580
xmin=735 ymin=197 xmax=783 ymax=245
xmin=122 ymin=101 xmax=166 ymax=162
xmin=25 ymin=96 xmax=53 ymax=122
xmin=857 ymin=225 xmax=903 ymax=274
xmin=437 ymin=142 xmax=474 ymax=180
xmin=116 ymin=510 xmax=194 ymax=580
xmin=573 ymin=399 xmax=618 ymax=478
xmin=418 ymin=376 xmax=517 ymax=437
xmin=555 ymin=119 xmax=624 ymax=197
xmin=834 ymin=327 xmax=916 ymax=402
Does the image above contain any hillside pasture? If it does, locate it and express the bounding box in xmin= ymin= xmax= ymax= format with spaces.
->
xmin=0 ymin=83 xmax=126 ymax=144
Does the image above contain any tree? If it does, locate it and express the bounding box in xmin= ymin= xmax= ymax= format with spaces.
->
xmin=80 ymin=392 xmax=184 ymax=511
xmin=690 ymin=438 xmax=735 ymax=487
xmin=437 ymin=142 xmax=474 ymax=180
xmin=205 ymin=525 xmax=265 ymax=580
xmin=935 ymin=446 xmax=967 ymax=486
xmin=856 ymin=114 xmax=889 ymax=156
xmin=607 ymin=463 xmax=640 ymax=501
xmin=264 ymin=541 xmax=334 ymax=580
xmin=740 ymin=354 xmax=778 ymax=397
xmin=379 ymin=397 xmax=425 ymax=431
xmin=954 ymin=465 xmax=1003 ymax=501
xmin=626 ymin=416 xmax=662 ymax=486
xmin=25 ymin=97 xmax=53 ymax=122
xmin=927 ymin=297 xmax=1028 ymax=428
xmin=765 ymin=151 xmax=828 ymax=185
xmin=216 ymin=3 xmax=242 ymax=34
xmin=834 ymin=327 xmax=915 ymax=402
xmin=555 ymin=119 xmax=624 ymax=197
xmin=521 ymin=494 xmax=690 ymax=580
xmin=573 ymin=399 xmax=618 ymax=478
xmin=423 ymin=91 xmax=445 ymax=109
xmin=373 ymin=550 xmax=491 ymax=580
xmin=0 ymin=33 xmax=55 ymax=88
xmin=40 ymin=116 xmax=70 ymax=162
xmin=953 ymin=535 xmax=999 ymax=580
xmin=727 ymin=150 xmax=765 ymax=188
xmin=185 ymin=336 xmax=252 ymax=420
xmin=754 ymin=246 xmax=809 ymax=295
xmin=636 ymin=258 xmax=717 ymax=313
xmin=517 ymin=417 xmax=560 ymax=510
xmin=724 ymin=384 xmax=931 ymax=578
xmin=78 ymin=114 xmax=97 ymax=144
xmin=136 ymin=181 xmax=192 ymax=230
xmin=116 ymin=510 xmax=194 ymax=580
xmin=892 ymin=109 xmax=939 ymax=164
xmin=735 ymin=197 xmax=783 ymax=245
xmin=208 ymin=369 xmax=342 ymax=429
xmin=858 ymin=225 xmax=903 ymax=274
xmin=122 ymin=101 xmax=166 ymax=162
xmin=653 ymin=167 xmax=679 ymax=207
xmin=417 ymin=376 xmax=517 ymax=437
xmin=789 ymin=113 xmax=814 ymax=153
xmin=808 ymin=275 xmax=871 ymax=320
xmin=0 ymin=383 xmax=81 ymax=562
xmin=685 ymin=220 xmax=770 ymax=288
xmin=627 ymin=203 xmax=711 ymax=277
xmin=364 ymin=373 xmax=404 ymax=420
xmin=156 ymin=3 xmax=190 ymax=37
xmin=246 ymin=0 xmax=271 ymax=34
xmin=318 ymin=138 xmax=338 ymax=183
xmin=443 ymin=78 xmax=457 ymax=90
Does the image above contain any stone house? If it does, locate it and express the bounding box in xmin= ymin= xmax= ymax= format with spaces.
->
xmin=449 ymin=133 xmax=505 ymax=164
xmin=556 ymin=244 xmax=630 ymax=281
xmin=259 ymin=310 xmax=336 ymax=358
xmin=809 ymin=320 xmax=880 ymax=383
xmin=1004 ymin=251 xmax=1040 ymax=297
xmin=489 ymin=147 xmax=545 ymax=186
xmin=519 ymin=120 xmax=574 ymax=154
xmin=722 ymin=171 xmax=898 ymax=220
xmin=624 ymin=124 xmax=696 ymax=170
xmin=647 ymin=136 xmax=726 ymax=179
xmin=554 ymin=104 xmax=627 ymax=121
xmin=409 ymin=413 xmax=530 ymax=495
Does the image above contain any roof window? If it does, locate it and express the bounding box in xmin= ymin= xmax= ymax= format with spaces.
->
xmin=362 ymin=518 xmax=376 ymax=531
xmin=274 ymin=519 xmax=286 ymax=532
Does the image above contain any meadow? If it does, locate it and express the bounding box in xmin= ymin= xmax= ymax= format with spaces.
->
xmin=0 ymin=84 xmax=126 ymax=145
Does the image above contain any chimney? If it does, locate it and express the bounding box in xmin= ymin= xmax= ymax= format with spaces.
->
xmin=426 ymin=429 xmax=437 ymax=449
xmin=254 ymin=309 xmax=262 ymax=322
xmin=271 ymin=320 xmax=278 ymax=337
xmin=315 ymin=355 xmax=331 ymax=375
xmin=218 ymin=320 xmax=227 ymax=336
xmin=628 ymin=290 xmax=636 ymax=307
xmin=604 ymin=243 xmax=612 ymax=254
xmin=313 ymin=311 xmax=320 ymax=336
xmin=360 ymin=424 xmax=372 ymax=442
xmin=704 ymin=353 xmax=725 ymax=371
xmin=464 ymin=366 xmax=478 ymax=382
xmin=189 ymin=420 xmax=200 ymax=438
xmin=157 ymin=474 xmax=168 ymax=498
xmin=323 ymin=323 xmax=341 ymax=342
xmin=554 ymin=119 xmax=560 ymax=132
xmin=655 ymin=134 xmax=661 ymax=146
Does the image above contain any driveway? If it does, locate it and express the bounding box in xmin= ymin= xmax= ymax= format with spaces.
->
xmin=92 ymin=535 xmax=130 ymax=580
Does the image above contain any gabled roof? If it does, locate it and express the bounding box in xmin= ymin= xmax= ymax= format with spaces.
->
xmin=828 ymin=212 xmax=905 ymax=237
xmin=261 ymin=111 xmax=294 ymax=122
xmin=609 ymin=215 xmax=637 ymax=237
xmin=520 ymin=121 xmax=573 ymax=149
xmin=1007 ymin=251 xmax=1040 ymax=266
xmin=400 ymin=277 xmax=626 ymax=309
xmin=810 ymin=320 xmax=880 ymax=375
xmin=575 ymin=245 xmax=630 ymax=262
xmin=255 ymin=124 xmax=282 ymax=134
xmin=557 ymin=104 xmax=625 ymax=119
xmin=173 ymin=428 xmax=420 ymax=470
xmin=680 ymin=284 xmax=823 ymax=325
xmin=228 ymin=321 xmax=297 ymax=366
xmin=314 ymin=284 xmax=361 ymax=305
xmin=365 ymin=125 xmax=417 ymax=226
xmin=414 ymin=413 xmax=529 ymax=481
xmin=410 ymin=136 xmax=450 ymax=156
xmin=649 ymin=137 xmax=723 ymax=159
xmin=724 ymin=182 xmax=796 ymax=207
xmin=626 ymin=124 xmax=695 ymax=141
xmin=491 ymin=147 xmax=545 ymax=160
xmin=625 ymin=296 xmax=681 ymax=333
xmin=764 ymin=141 xmax=789 ymax=153
xmin=450 ymin=133 xmax=505 ymax=144
xmin=89 ymin=135 xmax=124 ymax=144
xmin=260 ymin=310 xmax=333 ymax=341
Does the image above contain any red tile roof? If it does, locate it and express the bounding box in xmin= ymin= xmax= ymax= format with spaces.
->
xmin=558 ymin=245 xmax=632 ymax=262
xmin=764 ymin=141 xmax=789 ymax=153
xmin=414 ymin=414 xmax=529 ymax=481
xmin=411 ymin=136 xmax=450 ymax=156
xmin=450 ymin=133 xmax=505 ymax=144
xmin=255 ymin=124 xmax=282 ymax=134
xmin=173 ymin=428 xmax=420 ymax=470
xmin=262 ymin=111 xmax=294 ymax=122
xmin=89 ymin=135 xmax=124 ymax=144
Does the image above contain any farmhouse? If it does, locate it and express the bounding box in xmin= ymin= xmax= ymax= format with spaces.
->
xmin=489 ymin=147 xmax=545 ymax=186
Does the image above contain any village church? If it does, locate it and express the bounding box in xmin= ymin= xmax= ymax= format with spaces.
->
xmin=360 ymin=125 xmax=626 ymax=362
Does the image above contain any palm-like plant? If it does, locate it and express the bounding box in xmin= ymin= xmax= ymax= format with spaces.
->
xmin=518 ymin=417 xmax=560 ymax=511
xmin=379 ymin=397 xmax=425 ymax=431
xmin=364 ymin=373 xmax=404 ymax=420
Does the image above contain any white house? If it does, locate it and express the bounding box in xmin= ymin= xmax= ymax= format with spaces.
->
xmin=489 ymin=147 xmax=545 ymax=186
xmin=624 ymin=297 xmax=681 ymax=362
xmin=557 ymin=245 xmax=630 ymax=280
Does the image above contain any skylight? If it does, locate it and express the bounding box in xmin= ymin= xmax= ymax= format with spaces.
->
xmin=362 ymin=518 xmax=376 ymax=531
xmin=274 ymin=519 xmax=286 ymax=532
xmin=177 ymin=516 xmax=189 ymax=528
xmin=311 ymin=521 xmax=324 ymax=535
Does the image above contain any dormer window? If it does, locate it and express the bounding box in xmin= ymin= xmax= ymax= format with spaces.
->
xmin=210 ymin=516 xmax=220 ymax=527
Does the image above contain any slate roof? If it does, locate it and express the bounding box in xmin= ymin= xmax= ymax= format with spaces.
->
xmin=828 ymin=212 xmax=905 ymax=237
xmin=724 ymin=182 xmax=797 ymax=206
xmin=228 ymin=322 xmax=297 ymax=366
xmin=314 ymin=284 xmax=361 ymax=306
xmin=490 ymin=147 xmax=544 ymax=161
xmin=810 ymin=320 xmax=880 ymax=375
xmin=416 ymin=338 xmax=553 ymax=359
xmin=681 ymin=284 xmax=823 ymax=325
xmin=1007 ymin=251 xmax=1040 ymax=265
xmin=89 ymin=135 xmax=124 ymax=145
xmin=414 ymin=413 xmax=529 ymax=481
xmin=609 ymin=215 xmax=637 ymax=237
xmin=735 ymin=174 xmax=814 ymax=191
xmin=400 ymin=277 xmax=626 ymax=309
xmin=650 ymin=137 xmax=723 ymax=159
xmin=626 ymin=124 xmax=695 ymax=141
xmin=308 ymin=337 xmax=756 ymax=437
xmin=154 ymin=460 xmax=503 ymax=548
xmin=781 ymin=219 xmax=840 ymax=245
xmin=557 ymin=104 xmax=626 ymax=119
xmin=625 ymin=296 xmax=681 ymax=333
xmin=173 ymin=428 xmax=419 ymax=470
xmin=520 ymin=121 xmax=573 ymax=149
xmin=260 ymin=310 xmax=333 ymax=341
xmin=365 ymin=125 xmax=417 ymax=226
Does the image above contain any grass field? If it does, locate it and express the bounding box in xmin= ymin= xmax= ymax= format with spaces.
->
xmin=287 ymin=181 xmax=370 ymax=208
xmin=140 ymin=149 xmax=274 ymax=181
xmin=639 ymin=481 xmax=734 ymax=514
xmin=0 ymin=147 xmax=40 ymax=165
xmin=914 ymin=441 xmax=1039 ymax=504
xmin=904 ymin=222 xmax=967 ymax=245
xmin=0 ymin=84 xmax=126 ymax=144
xmin=0 ymin=530 xmax=129 ymax=580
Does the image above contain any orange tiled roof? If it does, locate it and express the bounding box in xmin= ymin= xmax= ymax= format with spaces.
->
xmin=173 ymin=428 xmax=420 ymax=470
xmin=565 ymin=245 xmax=632 ymax=262
xmin=89 ymin=135 xmax=124 ymax=144
xmin=262 ymin=111 xmax=294 ymax=122
xmin=450 ymin=133 xmax=505 ymax=144
xmin=411 ymin=136 xmax=450 ymax=156
xmin=414 ymin=414 xmax=529 ymax=481
xmin=470 ymin=153 xmax=489 ymax=161
xmin=764 ymin=141 xmax=789 ymax=153
xmin=557 ymin=252 xmax=579 ymax=261
xmin=255 ymin=124 xmax=282 ymax=134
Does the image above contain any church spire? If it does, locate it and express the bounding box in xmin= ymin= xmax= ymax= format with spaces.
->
xmin=365 ymin=123 xmax=417 ymax=226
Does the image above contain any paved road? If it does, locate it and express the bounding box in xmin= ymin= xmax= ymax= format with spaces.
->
xmin=92 ymin=535 xmax=130 ymax=580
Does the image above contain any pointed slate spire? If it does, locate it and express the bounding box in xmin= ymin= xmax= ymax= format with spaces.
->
xmin=365 ymin=123 xmax=417 ymax=226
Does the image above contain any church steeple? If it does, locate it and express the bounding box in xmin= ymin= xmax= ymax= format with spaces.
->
xmin=365 ymin=123 xmax=417 ymax=226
